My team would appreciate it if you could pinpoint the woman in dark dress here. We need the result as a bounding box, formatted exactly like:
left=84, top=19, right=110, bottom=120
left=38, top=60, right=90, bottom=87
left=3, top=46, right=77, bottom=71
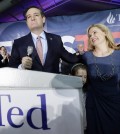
left=81, top=24, right=120, bottom=134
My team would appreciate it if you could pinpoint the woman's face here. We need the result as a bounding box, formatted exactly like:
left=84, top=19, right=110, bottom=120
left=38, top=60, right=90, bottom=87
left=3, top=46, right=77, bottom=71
left=75, top=69, right=87, bottom=84
left=88, top=27, right=106, bottom=47
left=0, top=47, right=7, bottom=56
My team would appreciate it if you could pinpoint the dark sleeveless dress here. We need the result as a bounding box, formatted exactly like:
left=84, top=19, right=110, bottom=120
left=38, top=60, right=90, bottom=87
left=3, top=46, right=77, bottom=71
left=82, top=50, right=120, bottom=134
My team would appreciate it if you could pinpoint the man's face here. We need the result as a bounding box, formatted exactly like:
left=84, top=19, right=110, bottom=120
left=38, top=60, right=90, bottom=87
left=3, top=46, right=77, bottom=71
left=77, top=44, right=84, bottom=51
left=26, top=8, right=45, bottom=32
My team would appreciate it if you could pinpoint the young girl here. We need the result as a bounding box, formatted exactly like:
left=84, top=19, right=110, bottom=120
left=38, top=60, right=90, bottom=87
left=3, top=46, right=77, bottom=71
left=71, top=63, right=87, bottom=134
left=71, top=63, right=88, bottom=92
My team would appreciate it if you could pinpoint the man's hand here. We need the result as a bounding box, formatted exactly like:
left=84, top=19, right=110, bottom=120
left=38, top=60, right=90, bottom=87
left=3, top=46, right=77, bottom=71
left=22, top=56, right=32, bottom=69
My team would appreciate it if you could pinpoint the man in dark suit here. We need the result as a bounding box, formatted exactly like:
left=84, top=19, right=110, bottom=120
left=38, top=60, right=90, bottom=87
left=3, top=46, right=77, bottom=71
left=9, top=6, right=81, bottom=73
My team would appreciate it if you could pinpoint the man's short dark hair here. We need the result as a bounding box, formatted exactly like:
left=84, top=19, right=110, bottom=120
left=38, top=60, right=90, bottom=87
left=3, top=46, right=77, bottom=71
left=23, top=6, right=45, bottom=20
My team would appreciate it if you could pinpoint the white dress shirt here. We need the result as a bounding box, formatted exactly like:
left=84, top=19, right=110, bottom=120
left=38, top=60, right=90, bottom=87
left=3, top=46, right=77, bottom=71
left=31, top=31, right=48, bottom=64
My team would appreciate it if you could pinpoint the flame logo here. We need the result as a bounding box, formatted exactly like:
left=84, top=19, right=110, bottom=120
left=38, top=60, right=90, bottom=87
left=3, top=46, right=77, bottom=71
left=106, top=12, right=116, bottom=24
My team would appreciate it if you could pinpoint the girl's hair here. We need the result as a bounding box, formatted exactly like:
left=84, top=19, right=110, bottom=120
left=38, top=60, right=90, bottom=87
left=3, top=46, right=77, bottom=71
left=71, top=63, right=87, bottom=76
left=87, top=23, right=119, bottom=51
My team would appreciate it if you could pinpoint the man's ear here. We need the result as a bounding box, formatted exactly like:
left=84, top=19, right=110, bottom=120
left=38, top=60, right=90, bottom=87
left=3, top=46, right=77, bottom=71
left=43, top=16, right=46, bottom=24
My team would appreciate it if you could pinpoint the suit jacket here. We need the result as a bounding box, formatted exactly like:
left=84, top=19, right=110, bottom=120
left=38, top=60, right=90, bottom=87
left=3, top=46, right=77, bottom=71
left=9, top=32, right=81, bottom=73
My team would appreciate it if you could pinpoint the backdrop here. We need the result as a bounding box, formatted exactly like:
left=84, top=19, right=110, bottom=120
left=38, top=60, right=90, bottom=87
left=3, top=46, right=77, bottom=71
left=0, top=8, right=120, bottom=54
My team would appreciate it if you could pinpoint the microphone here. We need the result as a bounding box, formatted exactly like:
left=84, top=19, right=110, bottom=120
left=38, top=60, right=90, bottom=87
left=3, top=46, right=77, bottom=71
left=27, top=46, right=33, bottom=57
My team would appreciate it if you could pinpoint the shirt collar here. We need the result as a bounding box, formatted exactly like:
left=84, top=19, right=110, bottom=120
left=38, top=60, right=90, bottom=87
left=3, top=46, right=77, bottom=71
left=31, top=31, right=46, bottom=40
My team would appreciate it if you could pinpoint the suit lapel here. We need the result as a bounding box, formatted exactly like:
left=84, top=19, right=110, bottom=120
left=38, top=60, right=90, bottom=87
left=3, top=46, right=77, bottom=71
left=44, top=32, right=54, bottom=66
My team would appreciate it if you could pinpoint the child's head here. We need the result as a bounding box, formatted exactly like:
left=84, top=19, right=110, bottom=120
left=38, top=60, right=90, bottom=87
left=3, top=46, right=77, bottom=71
left=71, top=63, right=87, bottom=84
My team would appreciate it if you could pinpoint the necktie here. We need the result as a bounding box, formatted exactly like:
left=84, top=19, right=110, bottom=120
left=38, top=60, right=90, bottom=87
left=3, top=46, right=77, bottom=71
left=36, top=36, right=43, bottom=64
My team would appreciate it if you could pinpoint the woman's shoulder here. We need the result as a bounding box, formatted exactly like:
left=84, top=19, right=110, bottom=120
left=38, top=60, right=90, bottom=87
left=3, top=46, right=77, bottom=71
left=83, top=51, right=92, bottom=57
left=82, top=51, right=93, bottom=63
left=113, top=50, right=120, bottom=55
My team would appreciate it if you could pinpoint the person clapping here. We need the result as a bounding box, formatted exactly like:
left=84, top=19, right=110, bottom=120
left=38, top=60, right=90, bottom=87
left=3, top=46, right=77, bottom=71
left=0, top=46, right=10, bottom=67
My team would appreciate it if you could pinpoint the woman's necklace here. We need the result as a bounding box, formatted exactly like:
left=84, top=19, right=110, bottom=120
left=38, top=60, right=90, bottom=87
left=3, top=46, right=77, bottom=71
left=93, top=51, right=115, bottom=81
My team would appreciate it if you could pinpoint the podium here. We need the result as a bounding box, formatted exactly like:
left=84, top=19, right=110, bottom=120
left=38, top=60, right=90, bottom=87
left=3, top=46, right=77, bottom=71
left=0, top=68, right=86, bottom=134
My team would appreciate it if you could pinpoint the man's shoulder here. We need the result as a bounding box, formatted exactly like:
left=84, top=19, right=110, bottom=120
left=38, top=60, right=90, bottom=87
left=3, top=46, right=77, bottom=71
left=14, top=33, right=31, bottom=42
left=45, top=32, right=61, bottom=38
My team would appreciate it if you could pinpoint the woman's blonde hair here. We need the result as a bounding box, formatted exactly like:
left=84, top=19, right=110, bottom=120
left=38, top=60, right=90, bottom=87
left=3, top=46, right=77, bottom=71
left=87, top=23, right=119, bottom=51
